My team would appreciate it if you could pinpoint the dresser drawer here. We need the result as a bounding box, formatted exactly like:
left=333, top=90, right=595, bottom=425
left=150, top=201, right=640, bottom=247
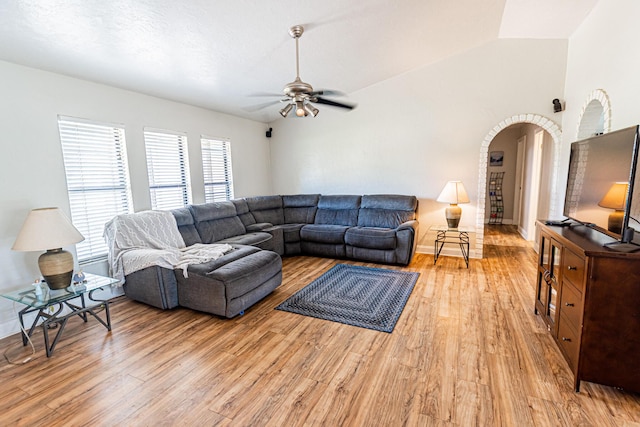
left=563, top=249, right=585, bottom=291
left=560, top=281, right=583, bottom=332
left=557, top=313, right=580, bottom=370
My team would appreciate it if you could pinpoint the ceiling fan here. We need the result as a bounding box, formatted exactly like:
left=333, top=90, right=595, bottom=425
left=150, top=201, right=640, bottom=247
left=248, top=25, right=356, bottom=118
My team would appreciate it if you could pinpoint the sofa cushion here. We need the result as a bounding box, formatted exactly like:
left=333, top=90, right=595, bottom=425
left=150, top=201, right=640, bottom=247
left=246, top=195, right=284, bottom=225
left=283, top=194, right=319, bottom=224
left=357, top=195, right=417, bottom=228
left=232, top=199, right=257, bottom=227
left=171, top=207, right=201, bottom=246
left=300, top=224, right=349, bottom=244
left=217, top=231, right=272, bottom=247
left=189, top=202, right=246, bottom=243
left=345, top=227, right=397, bottom=250
left=246, top=223, right=273, bottom=232
left=314, top=195, right=361, bottom=226
left=361, top=194, right=417, bottom=211
left=183, top=245, right=260, bottom=275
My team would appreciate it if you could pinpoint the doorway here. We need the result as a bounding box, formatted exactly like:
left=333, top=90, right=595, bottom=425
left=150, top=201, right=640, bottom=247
left=474, top=114, right=562, bottom=258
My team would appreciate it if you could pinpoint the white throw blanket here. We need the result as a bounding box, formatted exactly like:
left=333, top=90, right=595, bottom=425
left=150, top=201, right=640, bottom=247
left=103, top=210, right=233, bottom=285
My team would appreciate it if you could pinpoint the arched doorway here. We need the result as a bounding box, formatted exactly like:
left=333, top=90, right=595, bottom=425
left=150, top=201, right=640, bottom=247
left=475, top=114, right=562, bottom=258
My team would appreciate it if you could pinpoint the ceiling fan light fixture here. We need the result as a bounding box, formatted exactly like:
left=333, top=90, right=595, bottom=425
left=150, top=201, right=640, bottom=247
left=304, top=103, right=319, bottom=117
left=280, top=103, right=293, bottom=117
left=247, top=25, right=354, bottom=118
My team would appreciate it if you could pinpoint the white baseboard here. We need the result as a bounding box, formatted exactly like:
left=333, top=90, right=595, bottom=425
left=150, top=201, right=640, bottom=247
left=518, top=225, right=527, bottom=239
left=483, top=219, right=515, bottom=225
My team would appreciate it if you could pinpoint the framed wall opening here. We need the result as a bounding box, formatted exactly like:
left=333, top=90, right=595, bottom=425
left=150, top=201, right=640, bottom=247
left=475, top=114, right=562, bottom=258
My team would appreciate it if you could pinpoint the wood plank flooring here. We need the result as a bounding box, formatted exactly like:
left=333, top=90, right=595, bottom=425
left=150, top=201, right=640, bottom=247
left=1, top=225, right=639, bottom=426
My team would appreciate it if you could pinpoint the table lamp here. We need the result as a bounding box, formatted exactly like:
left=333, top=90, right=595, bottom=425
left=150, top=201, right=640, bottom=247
left=437, top=181, right=470, bottom=229
left=598, top=182, right=629, bottom=234
left=12, top=207, right=84, bottom=290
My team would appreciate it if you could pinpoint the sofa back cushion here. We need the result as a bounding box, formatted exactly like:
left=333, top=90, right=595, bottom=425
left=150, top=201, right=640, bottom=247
left=283, top=194, right=319, bottom=224
left=357, top=195, right=417, bottom=228
left=189, top=202, right=246, bottom=243
left=231, top=199, right=257, bottom=228
left=246, top=195, right=284, bottom=225
left=315, top=195, right=361, bottom=226
left=170, top=207, right=202, bottom=246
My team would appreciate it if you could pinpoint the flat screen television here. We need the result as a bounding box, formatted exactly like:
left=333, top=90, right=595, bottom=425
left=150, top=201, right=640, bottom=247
left=562, top=125, right=640, bottom=248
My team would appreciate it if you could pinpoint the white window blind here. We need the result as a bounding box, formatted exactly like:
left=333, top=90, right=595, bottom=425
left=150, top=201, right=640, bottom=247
left=58, top=117, right=133, bottom=263
left=144, top=129, right=192, bottom=210
left=201, top=137, right=234, bottom=202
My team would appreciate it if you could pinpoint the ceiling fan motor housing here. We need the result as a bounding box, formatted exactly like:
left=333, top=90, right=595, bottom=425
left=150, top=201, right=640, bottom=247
left=284, top=77, right=313, bottom=98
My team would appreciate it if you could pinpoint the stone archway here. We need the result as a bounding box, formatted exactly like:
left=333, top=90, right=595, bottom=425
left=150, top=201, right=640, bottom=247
left=475, top=114, right=562, bottom=258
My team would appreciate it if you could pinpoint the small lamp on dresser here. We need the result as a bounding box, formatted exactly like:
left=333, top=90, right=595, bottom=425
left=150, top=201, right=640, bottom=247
left=437, top=181, right=470, bottom=229
left=12, top=207, right=84, bottom=290
left=598, top=182, right=629, bottom=234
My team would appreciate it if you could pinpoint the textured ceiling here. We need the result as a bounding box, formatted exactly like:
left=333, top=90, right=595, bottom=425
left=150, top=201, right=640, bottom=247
left=0, top=0, right=598, bottom=123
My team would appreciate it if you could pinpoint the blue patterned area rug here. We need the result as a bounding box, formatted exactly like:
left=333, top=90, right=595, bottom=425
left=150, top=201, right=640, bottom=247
left=276, top=264, right=419, bottom=333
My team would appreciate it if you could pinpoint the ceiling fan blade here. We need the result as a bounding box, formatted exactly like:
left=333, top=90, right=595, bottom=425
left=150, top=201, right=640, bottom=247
left=242, top=100, right=283, bottom=112
left=313, top=97, right=356, bottom=110
left=309, top=89, right=346, bottom=97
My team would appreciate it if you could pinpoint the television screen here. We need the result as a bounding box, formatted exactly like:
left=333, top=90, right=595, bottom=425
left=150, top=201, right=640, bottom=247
left=563, top=125, right=639, bottom=242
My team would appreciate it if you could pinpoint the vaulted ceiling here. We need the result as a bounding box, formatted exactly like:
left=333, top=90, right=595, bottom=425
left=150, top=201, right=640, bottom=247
left=0, top=0, right=598, bottom=123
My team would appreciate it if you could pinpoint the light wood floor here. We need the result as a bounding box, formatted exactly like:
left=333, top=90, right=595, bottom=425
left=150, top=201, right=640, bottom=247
left=1, top=226, right=639, bottom=426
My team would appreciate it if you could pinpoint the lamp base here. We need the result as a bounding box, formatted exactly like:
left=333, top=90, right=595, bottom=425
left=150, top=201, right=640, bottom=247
left=38, top=248, right=73, bottom=290
left=608, top=210, right=624, bottom=235
left=445, top=204, right=462, bottom=229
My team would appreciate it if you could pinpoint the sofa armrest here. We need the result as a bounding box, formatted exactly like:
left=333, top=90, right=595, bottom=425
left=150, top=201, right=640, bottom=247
left=396, top=220, right=418, bottom=232
left=246, top=222, right=273, bottom=232
left=395, top=220, right=418, bottom=265
left=261, top=225, right=285, bottom=256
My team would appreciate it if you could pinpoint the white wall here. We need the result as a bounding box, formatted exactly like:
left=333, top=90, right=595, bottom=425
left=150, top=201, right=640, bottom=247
left=268, top=39, right=568, bottom=251
left=558, top=0, right=640, bottom=210
left=0, top=60, right=272, bottom=338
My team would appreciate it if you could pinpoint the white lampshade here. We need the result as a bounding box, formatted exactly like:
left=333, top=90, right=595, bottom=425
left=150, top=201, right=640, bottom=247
left=598, top=182, right=628, bottom=210
left=12, top=207, right=84, bottom=251
left=437, top=181, right=470, bottom=205
left=12, top=207, right=84, bottom=290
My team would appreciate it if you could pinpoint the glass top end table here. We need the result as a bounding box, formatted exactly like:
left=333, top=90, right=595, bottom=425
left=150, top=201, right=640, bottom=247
left=2, top=273, right=118, bottom=357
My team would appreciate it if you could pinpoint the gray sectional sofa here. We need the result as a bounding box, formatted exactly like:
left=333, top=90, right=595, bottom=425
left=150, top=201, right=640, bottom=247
left=118, top=194, right=418, bottom=318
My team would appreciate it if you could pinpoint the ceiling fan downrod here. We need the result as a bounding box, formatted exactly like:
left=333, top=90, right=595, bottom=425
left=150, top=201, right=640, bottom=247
left=289, top=25, right=304, bottom=80
left=283, top=25, right=313, bottom=104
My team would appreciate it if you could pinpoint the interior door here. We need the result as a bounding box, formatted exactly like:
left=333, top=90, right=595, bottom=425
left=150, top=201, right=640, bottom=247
left=514, top=135, right=526, bottom=229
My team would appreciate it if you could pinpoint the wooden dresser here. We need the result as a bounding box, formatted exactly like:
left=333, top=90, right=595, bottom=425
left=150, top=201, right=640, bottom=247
left=535, top=221, right=640, bottom=393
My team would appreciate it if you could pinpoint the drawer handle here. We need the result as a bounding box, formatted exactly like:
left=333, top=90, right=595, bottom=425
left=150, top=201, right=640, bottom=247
left=562, top=337, right=571, bottom=342
left=567, top=266, right=577, bottom=271
left=565, top=303, right=575, bottom=307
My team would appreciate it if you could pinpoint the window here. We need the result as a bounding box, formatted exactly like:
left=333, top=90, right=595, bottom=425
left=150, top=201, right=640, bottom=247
left=201, top=137, right=234, bottom=202
left=58, top=117, right=133, bottom=263
left=144, top=129, right=191, bottom=210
